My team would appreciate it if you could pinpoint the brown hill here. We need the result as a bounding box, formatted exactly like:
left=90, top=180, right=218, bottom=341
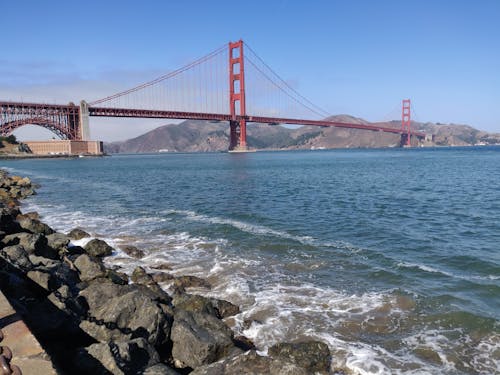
left=104, top=117, right=500, bottom=153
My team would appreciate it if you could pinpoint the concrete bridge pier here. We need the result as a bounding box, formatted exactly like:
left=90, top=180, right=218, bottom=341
left=79, top=100, right=90, bottom=141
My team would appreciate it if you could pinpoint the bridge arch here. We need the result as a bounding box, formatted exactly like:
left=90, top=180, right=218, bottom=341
left=1, top=118, right=77, bottom=140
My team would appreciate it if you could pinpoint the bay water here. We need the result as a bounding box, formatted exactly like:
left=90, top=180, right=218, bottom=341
left=3, top=147, right=499, bottom=374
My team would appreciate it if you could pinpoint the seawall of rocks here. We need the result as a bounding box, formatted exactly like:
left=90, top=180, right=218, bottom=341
left=0, top=170, right=334, bottom=375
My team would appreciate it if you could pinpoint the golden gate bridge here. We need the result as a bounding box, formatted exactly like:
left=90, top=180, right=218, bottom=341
left=0, top=40, right=424, bottom=150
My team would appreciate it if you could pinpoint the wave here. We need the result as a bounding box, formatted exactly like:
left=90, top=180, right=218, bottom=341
left=397, top=262, right=500, bottom=282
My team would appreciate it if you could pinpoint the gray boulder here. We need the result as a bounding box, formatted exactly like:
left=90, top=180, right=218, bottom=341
left=67, top=228, right=90, bottom=240
left=130, top=267, right=172, bottom=305
left=268, top=341, right=332, bottom=374
left=172, top=293, right=240, bottom=320
left=210, top=298, right=240, bottom=319
left=46, top=232, right=70, bottom=252
left=106, top=269, right=129, bottom=285
left=121, top=244, right=145, bottom=258
left=190, top=350, right=308, bottom=375
left=171, top=309, right=236, bottom=369
left=77, top=338, right=160, bottom=375
left=84, top=238, right=113, bottom=257
left=79, top=279, right=171, bottom=345
left=17, top=217, right=55, bottom=235
left=173, top=275, right=211, bottom=290
left=27, top=269, right=54, bottom=291
left=74, top=254, right=106, bottom=282
left=0, top=245, right=33, bottom=271
left=2, top=232, right=59, bottom=259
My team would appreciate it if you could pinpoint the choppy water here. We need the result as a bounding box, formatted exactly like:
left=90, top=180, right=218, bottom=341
left=3, top=147, right=500, bottom=374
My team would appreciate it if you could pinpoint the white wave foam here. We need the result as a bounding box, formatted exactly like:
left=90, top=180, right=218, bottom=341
left=397, top=262, right=500, bottom=283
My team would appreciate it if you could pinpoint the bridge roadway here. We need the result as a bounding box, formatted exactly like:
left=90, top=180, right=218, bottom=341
left=89, top=106, right=426, bottom=138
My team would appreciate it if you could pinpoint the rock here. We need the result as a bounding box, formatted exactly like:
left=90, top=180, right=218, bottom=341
left=172, top=294, right=239, bottom=320
left=2, top=232, right=48, bottom=256
left=151, top=263, right=173, bottom=271
left=67, top=228, right=90, bottom=240
left=173, top=275, right=211, bottom=290
left=131, top=266, right=156, bottom=285
left=77, top=338, right=160, bottom=375
left=28, top=254, right=60, bottom=268
left=74, top=254, right=106, bottom=282
left=84, top=238, right=113, bottom=257
left=27, top=269, right=54, bottom=291
left=268, top=341, right=332, bottom=374
left=18, top=211, right=39, bottom=221
left=0, top=245, right=33, bottom=271
left=106, top=269, right=129, bottom=285
left=143, top=363, right=181, bottom=375
left=152, top=272, right=174, bottom=283
left=210, top=298, right=240, bottom=319
left=66, top=245, right=86, bottom=256
left=130, top=267, right=172, bottom=305
left=46, top=232, right=70, bottom=251
left=78, top=279, right=171, bottom=345
left=233, top=335, right=256, bottom=351
left=120, top=244, right=145, bottom=258
left=173, top=294, right=218, bottom=316
left=190, top=350, right=308, bottom=375
left=0, top=207, right=22, bottom=234
left=171, top=309, right=236, bottom=369
left=48, top=262, right=80, bottom=289
left=17, top=216, right=55, bottom=235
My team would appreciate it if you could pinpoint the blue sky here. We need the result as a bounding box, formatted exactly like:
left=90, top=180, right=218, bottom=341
left=1, top=0, right=499, bottom=140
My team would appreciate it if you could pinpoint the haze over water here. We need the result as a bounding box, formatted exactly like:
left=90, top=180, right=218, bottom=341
left=3, top=147, right=499, bottom=374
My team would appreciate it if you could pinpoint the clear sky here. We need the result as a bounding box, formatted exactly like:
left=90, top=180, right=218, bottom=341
left=1, top=0, right=499, bottom=141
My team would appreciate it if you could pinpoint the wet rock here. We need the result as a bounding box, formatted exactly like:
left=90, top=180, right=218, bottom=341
left=233, top=335, right=256, bottom=351
left=79, top=279, right=171, bottom=345
left=77, top=338, right=160, bottom=375
left=171, top=309, right=236, bottom=369
left=190, top=350, right=308, bottom=375
left=143, top=363, right=181, bottom=375
left=17, top=211, right=39, bottom=221
left=172, top=294, right=239, bottom=319
left=210, top=298, right=240, bottom=319
left=173, top=275, right=211, bottom=290
left=151, top=263, right=173, bottom=271
left=74, top=254, right=106, bottom=282
left=121, top=244, right=145, bottom=258
left=152, top=272, right=174, bottom=283
left=68, top=228, right=90, bottom=240
left=106, top=269, right=129, bottom=285
left=18, top=216, right=55, bottom=235
left=66, top=245, right=86, bottom=256
left=131, top=267, right=172, bottom=305
left=46, top=232, right=70, bottom=252
left=131, top=266, right=156, bottom=285
left=173, top=294, right=218, bottom=316
left=0, top=245, right=33, bottom=271
left=84, top=238, right=113, bottom=257
left=268, top=341, right=332, bottom=374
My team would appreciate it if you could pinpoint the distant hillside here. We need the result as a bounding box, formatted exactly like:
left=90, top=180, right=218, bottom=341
left=104, top=116, right=500, bottom=153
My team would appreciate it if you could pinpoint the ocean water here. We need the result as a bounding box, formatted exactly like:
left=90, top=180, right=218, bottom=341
left=2, top=147, right=499, bottom=374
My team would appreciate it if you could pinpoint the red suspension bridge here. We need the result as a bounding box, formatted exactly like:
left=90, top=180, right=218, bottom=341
left=0, top=40, right=424, bottom=150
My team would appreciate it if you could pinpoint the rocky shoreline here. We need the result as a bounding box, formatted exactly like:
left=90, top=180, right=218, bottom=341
left=0, top=170, right=334, bottom=374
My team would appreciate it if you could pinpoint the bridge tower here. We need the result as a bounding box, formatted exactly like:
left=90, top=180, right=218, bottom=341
left=401, top=99, right=411, bottom=147
left=228, top=40, right=247, bottom=151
